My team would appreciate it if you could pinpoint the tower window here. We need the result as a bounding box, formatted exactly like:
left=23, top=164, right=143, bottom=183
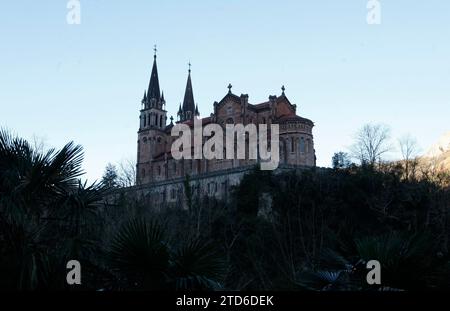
left=300, top=138, right=306, bottom=153
left=291, top=137, right=295, bottom=153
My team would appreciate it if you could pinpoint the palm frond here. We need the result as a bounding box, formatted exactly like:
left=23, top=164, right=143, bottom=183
left=108, top=219, right=170, bottom=289
left=172, top=239, right=224, bottom=290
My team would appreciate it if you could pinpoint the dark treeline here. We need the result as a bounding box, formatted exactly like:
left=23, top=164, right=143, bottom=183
left=1, top=131, right=450, bottom=290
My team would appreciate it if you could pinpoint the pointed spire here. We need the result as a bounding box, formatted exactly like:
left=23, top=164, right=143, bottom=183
left=161, top=91, right=165, bottom=101
left=195, top=104, right=199, bottom=116
left=178, top=103, right=182, bottom=115
left=147, top=47, right=161, bottom=102
left=181, top=63, right=195, bottom=120
left=142, top=90, right=147, bottom=103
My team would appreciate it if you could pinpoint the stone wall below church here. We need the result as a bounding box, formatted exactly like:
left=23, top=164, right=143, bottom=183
left=110, top=164, right=312, bottom=210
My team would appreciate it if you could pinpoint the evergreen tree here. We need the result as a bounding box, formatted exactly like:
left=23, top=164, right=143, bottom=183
left=332, top=151, right=352, bottom=169
left=102, top=163, right=119, bottom=188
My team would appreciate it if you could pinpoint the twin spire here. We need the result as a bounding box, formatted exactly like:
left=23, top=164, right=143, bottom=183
left=142, top=46, right=164, bottom=109
left=180, top=64, right=196, bottom=121
left=147, top=53, right=161, bottom=101
left=143, top=47, right=199, bottom=122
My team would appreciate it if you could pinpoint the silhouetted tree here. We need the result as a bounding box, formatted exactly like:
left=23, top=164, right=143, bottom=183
left=116, top=157, right=136, bottom=187
left=102, top=163, right=119, bottom=188
left=332, top=151, right=352, bottom=169
left=351, top=123, right=392, bottom=165
left=399, top=134, right=419, bottom=180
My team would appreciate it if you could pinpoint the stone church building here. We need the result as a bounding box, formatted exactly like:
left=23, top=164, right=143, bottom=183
left=133, top=52, right=316, bottom=206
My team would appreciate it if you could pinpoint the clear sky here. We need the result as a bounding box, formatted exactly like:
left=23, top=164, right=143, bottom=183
left=1, top=1, right=449, bottom=182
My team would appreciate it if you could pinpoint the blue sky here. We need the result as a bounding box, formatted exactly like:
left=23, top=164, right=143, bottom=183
left=1, top=1, right=449, bottom=182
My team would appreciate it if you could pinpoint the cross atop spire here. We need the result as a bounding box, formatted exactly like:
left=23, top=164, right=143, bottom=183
left=188, top=61, right=191, bottom=73
left=228, top=83, right=232, bottom=94
left=281, top=85, right=285, bottom=95
left=153, top=44, right=157, bottom=59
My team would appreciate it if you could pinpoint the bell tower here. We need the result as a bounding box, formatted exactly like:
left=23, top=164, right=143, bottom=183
left=136, top=46, right=167, bottom=184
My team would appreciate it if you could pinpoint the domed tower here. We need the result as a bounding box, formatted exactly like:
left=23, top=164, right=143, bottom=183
left=136, top=48, right=168, bottom=184
left=276, top=86, right=316, bottom=167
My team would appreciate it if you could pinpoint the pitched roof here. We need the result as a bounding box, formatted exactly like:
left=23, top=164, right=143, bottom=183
left=179, top=116, right=212, bottom=127
left=276, top=114, right=314, bottom=126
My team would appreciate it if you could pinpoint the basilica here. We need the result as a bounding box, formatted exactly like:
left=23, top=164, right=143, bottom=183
left=134, top=52, right=316, bottom=205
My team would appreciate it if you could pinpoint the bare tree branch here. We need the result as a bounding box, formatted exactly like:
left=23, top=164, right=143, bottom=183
left=350, top=123, right=392, bottom=165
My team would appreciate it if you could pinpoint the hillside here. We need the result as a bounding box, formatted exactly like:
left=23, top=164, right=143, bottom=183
left=423, top=132, right=450, bottom=171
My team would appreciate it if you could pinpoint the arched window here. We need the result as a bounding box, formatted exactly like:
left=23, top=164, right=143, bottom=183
left=306, top=139, right=311, bottom=153
left=142, top=169, right=146, bottom=177
left=160, top=115, right=163, bottom=127
left=144, top=114, right=147, bottom=127
left=262, top=117, right=266, bottom=124
left=226, top=118, right=234, bottom=124
left=157, top=166, right=161, bottom=175
left=291, top=137, right=295, bottom=153
left=299, top=138, right=306, bottom=153
left=173, top=162, right=177, bottom=174
left=226, top=106, right=233, bottom=115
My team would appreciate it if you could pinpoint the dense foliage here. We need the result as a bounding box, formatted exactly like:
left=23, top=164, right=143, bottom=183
left=1, top=131, right=450, bottom=290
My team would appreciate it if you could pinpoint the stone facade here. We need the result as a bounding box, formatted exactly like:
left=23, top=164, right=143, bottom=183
left=117, top=164, right=312, bottom=210
left=135, top=54, right=316, bottom=205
